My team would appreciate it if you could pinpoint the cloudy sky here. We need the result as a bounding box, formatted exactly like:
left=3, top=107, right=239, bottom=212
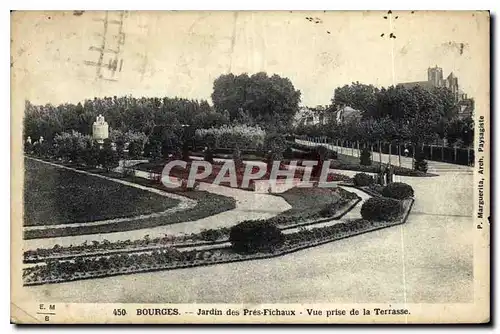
left=11, top=10, right=489, bottom=108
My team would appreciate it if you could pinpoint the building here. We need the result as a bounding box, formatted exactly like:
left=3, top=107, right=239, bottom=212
left=334, top=106, right=363, bottom=124
left=399, top=65, right=474, bottom=118
left=294, top=105, right=329, bottom=126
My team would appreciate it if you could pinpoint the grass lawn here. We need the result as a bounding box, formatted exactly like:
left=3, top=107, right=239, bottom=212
left=24, top=159, right=236, bottom=239
left=276, top=187, right=341, bottom=217
left=24, top=158, right=180, bottom=227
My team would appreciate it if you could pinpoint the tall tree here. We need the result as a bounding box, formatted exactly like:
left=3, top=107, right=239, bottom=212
left=211, top=72, right=301, bottom=131
left=332, top=82, right=379, bottom=114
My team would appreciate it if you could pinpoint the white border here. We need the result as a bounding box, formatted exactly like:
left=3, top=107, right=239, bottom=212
left=2, top=1, right=498, bottom=333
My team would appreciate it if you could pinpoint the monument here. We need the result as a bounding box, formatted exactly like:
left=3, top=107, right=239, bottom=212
left=92, top=114, right=109, bottom=144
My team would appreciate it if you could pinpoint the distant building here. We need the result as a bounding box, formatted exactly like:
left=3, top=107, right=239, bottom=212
left=334, top=106, right=363, bottom=124
left=457, top=94, right=475, bottom=119
left=294, top=105, right=329, bottom=126
left=399, top=65, right=474, bottom=118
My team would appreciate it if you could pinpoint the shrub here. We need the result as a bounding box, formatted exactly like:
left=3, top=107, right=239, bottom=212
left=204, top=147, right=214, bottom=163
left=360, top=147, right=372, bottom=166
left=233, top=147, right=243, bottom=168
left=122, top=168, right=135, bottom=177
left=353, top=173, right=375, bottom=186
left=229, top=220, right=285, bottom=254
left=181, top=142, right=190, bottom=161
left=368, top=183, right=384, bottom=196
left=283, top=147, right=294, bottom=160
left=82, top=141, right=100, bottom=167
left=337, top=187, right=360, bottom=200
left=200, top=229, right=225, bottom=242
left=99, top=139, right=119, bottom=171
left=413, top=150, right=428, bottom=173
left=264, top=133, right=287, bottom=160
left=360, top=197, right=403, bottom=221
left=53, top=130, right=91, bottom=162
left=381, top=182, right=414, bottom=199
left=146, top=141, right=163, bottom=161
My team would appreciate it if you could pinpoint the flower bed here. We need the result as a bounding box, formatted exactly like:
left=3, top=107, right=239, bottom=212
left=23, top=195, right=361, bottom=264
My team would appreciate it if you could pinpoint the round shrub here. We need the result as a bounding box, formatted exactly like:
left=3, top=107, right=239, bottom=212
left=382, top=182, right=414, bottom=199
left=353, top=173, right=375, bottom=186
left=360, top=197, right=403, bottom=221
left=229, top=220, right=284, bottom=254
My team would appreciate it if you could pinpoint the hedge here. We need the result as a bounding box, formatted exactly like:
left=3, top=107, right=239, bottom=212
left=360, top=197, right=403, bottom=221
left=229, top=220, right=285, bottom=254
left=382, top=182, right=414, bottom=200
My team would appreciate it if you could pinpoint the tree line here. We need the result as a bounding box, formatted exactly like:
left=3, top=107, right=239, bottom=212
left=23, top=73, right=473, bottom=165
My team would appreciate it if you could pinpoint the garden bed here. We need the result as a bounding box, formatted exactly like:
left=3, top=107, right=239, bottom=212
left=23, top=195, right=361, bottom=264
left=23, top=158, right=236, bottom=239
left=23, top=198, right=414, bottom=286
left=134, top=159, right=352, bottom=192
left=24, top=158, right=180, bottom=227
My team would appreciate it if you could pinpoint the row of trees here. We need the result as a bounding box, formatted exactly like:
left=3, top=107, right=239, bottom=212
left=25, top=129, right=149, bottom=171
left=329, top=82, right=473, bottom=147
left=24, top=72, right=303, bottom=144
left=24, top=73, right=473, bottom=168
left=23, top=96, right=230, bottom=142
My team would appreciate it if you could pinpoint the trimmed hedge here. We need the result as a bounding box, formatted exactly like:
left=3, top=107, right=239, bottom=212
left=382, top=182, right=414, bottom=200
left=229, top=220, right=285, bottom=254
left=353, top=173, right=375, bottom=186
left=360, top=197, right=403, bottom=221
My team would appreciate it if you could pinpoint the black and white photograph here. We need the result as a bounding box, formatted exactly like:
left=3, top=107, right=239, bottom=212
left=10, top=10, right=490, bottom=324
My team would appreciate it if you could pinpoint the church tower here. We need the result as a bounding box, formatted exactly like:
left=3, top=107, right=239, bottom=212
left=427, top=65, right=444, bottom=87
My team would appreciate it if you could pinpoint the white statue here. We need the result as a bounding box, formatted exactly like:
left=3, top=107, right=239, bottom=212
left=93, top=114, right=109, bottom=144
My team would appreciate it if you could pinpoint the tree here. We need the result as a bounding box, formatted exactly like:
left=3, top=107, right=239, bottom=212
left=446, top=116, right=474, bottom=147
left=146, top=141, right=163, bottom=161
left=212, top=72, right=301, bottom=131
left=264, top=133, right=287, bottom=161
left=99, top=139, right=119, bottom=171
left=82, top=140, right=100, bottom=167
left=413, top=149, right=428, bottom=172
left=332, top=82, right=378, bottom=114
left=360, top=148, right=371, bottom=166
left=204, top=146, right=214, bottom=163
left=53, top=130, right=89, bottom=162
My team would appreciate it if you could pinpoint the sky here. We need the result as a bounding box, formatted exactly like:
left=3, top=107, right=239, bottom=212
left=11, top=10, right=489, bottom=108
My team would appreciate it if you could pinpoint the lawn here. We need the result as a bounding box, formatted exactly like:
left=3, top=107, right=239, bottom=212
left=24, top=158, right=180, bottom=227
left=24, top=159, right=237, bottom=239
left=275, top=187, right=341, bottom=217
